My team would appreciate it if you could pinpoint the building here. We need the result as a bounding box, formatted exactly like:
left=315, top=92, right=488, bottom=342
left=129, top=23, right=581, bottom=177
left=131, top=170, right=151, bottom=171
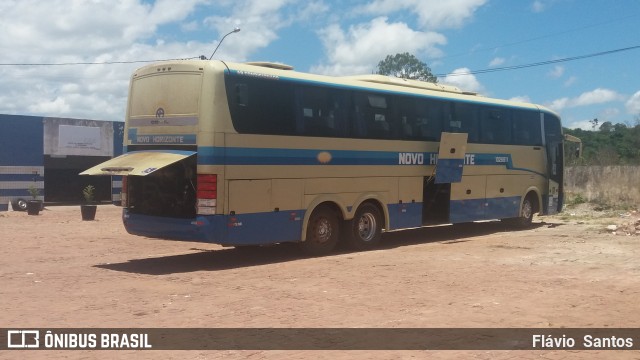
left=0, top=114, right=124, bottom=211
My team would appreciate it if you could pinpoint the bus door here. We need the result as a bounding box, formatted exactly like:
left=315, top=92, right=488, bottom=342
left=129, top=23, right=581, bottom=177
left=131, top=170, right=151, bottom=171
left=423, top=132, right=468, bottom=225
left=543, top=114, right=563, bottom=215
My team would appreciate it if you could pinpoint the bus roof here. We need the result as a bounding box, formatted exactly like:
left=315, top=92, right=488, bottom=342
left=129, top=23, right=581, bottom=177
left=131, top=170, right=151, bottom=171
left=134, top=59, right=559, bottom=116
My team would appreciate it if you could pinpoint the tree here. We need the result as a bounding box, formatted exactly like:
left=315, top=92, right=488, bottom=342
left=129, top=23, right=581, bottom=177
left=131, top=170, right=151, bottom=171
left=599, top=121, right=613, bottom=133
left=376, top=53, right=437, bottom=83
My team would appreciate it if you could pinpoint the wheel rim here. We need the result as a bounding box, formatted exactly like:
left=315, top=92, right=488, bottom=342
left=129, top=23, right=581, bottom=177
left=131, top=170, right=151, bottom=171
left=357, top=213, right=377, bottom=241
left=522, top=199, right=533, bottom=219
left=16, top=199, right=27, bottom=210
left=312, top=217, right=332, bottom=244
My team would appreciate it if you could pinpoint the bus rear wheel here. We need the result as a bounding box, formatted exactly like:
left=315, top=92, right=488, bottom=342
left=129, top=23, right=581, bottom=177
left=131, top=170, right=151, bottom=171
left=345, top=203, right=383, bottom=251
left=300, top=206, right=339, bottom=256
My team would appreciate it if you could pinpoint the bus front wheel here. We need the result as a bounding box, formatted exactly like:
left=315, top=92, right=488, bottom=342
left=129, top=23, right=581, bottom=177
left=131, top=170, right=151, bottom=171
left=505, top=194, right=535, bottom=228
left=345, top=203, right=383, bottom=251
left=300, top=206, right=339, bottom=256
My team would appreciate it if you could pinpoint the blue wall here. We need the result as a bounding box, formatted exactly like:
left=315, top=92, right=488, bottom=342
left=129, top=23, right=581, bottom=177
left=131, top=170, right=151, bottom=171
left=0, top=114, right=44, bottom=166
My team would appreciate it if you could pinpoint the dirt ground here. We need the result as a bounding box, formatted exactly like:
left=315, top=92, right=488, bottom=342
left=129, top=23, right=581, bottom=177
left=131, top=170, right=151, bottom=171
left=1, top=204, right=639, bottom=360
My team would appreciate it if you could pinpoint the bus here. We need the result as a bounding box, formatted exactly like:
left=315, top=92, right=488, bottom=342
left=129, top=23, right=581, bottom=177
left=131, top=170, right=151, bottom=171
left=82, top=60, right=578, bottom=255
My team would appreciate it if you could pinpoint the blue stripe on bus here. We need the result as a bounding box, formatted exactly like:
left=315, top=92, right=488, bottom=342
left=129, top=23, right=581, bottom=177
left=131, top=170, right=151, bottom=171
left=449, top=196, right=521, bottom=223
left=485, top=196, right=521, bottom=219
left=123, top=209, right=305, bottom=245
left=197, top=147, right=400, bottom=166
left=196, top=146, right=545, bottom=176
left=388, top=202, right=423, bottom=230
left=123, top=197, right=523, bottom=245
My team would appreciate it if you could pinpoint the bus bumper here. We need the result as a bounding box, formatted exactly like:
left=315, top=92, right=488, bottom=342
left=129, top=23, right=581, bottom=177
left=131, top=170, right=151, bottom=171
left=121, top=209, right=305, bottom=245
left=122, top=209, right=225, bottom=243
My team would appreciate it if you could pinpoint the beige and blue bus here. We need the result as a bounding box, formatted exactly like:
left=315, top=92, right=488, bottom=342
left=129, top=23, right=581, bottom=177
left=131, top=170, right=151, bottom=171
left=83, top=60, right=575, bottom=255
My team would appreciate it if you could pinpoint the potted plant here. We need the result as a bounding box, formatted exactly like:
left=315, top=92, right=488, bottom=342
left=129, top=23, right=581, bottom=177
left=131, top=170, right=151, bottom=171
left=26, top=184, right=42, bottom=215
left=81, top=185, right=97, bottom=221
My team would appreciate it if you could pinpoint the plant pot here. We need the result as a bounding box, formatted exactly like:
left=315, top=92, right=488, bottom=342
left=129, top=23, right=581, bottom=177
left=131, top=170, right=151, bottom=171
left=26, top=200, right=42, bottom=215
left=81, top=204, right=97, bottom=221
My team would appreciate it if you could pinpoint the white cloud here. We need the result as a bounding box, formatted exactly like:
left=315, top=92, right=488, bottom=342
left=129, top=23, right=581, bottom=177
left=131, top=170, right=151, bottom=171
left=296, top=1, right=330, bottom=22
left=564, top=76, right=577, bottom=87
left=356, top=0, right=487, bottom=29
left=203, top=0, right=300, bottom=61
left=566, top=119, right=596, bottom=130
left=548, top=65, right=564, bottom=78
left=598, top=107, right=620, bottom=121
left=0, top=0, right=206, bottom=60
left=0, top=0, right=214, bottom=121
left=441, top=68, right=484, bottom=93
left=181, top=21, right=200, bottom=32
left=489, top=57, right=505, bottom=67
left=0, top=0, right=311, bottom=121
left=548, top=97, right=570, bottom=111
left=531, top=1, right=546, bottom=13
left=573, top=88, right=624, bottom=107
left=312, top=17, right=446, bottom=76
left=547, top=88, right=624, bottom=111
left=625, top=90, right=640, bottom=115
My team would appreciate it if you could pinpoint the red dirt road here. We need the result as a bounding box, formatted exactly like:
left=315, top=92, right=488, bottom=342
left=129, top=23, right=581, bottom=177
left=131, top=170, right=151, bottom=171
left=1, top=205, right=639, bottom=359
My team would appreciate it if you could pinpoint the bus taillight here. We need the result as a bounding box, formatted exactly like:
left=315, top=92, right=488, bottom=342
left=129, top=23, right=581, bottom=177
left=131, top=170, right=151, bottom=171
left=121, top=176, right=128, bottom=207
left=197, top=174, right=217, bottom=215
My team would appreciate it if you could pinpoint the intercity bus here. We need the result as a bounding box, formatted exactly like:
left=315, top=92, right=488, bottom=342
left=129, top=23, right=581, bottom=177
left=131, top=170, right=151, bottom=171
left=82, top=60, right=577, bottom=255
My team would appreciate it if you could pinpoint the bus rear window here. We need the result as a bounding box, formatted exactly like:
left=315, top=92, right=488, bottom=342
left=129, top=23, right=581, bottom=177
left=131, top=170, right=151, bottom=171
left=130, top=73, right=202, bottom=118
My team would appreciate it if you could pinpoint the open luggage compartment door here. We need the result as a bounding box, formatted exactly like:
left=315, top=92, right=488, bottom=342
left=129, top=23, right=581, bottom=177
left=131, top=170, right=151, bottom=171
left=434, top=132, right=468, bottom=184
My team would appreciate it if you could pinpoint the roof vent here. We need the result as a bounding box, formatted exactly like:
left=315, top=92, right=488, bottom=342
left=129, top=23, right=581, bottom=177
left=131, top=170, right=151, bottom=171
left=343, top=75, right=476, bottom=95
left=245, top=62, right=294, bottom=70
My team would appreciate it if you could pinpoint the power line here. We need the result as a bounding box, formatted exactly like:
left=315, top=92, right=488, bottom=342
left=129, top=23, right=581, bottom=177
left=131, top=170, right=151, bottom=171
left=0, top=56, right=202, bottom=67
left=437, top=45, right=640, bottom=78
left=440, top=13, right=640, bottom=60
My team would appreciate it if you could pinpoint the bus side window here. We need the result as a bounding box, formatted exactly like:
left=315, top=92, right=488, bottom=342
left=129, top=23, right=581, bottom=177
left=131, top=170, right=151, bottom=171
left=416, top=99, right=443, bottom=141
left=367, top=94, right=392, bottom=139
left=296, top=86, right=346, bottom=138
left=235, top=84, right=248, bottom=107
left=513, top=110, right=542, bottom=146
left=481, top=108, right=511, bottom=144
left=450, top=102, right=479, bottom=142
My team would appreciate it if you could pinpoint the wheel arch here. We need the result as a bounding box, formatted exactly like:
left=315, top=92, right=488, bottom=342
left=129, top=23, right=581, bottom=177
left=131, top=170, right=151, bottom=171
left=301, top=194, right=390, bottom=241
left=350, top=195, right=388, bottom=232
left=522, top=187, right=541, bottom=215
left=300, top=197, right=345, bottom=242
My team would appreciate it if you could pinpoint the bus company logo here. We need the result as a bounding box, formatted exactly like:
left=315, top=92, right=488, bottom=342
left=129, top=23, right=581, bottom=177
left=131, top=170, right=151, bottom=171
left=317, top=151, right=332, bottom=164
left=7, top=330, right=40, bottom=348
left=398, top=152, right=424, bottom=165
left=141, top=167, right=157, bottom=174
left=155, top=107, right=165, bottom=118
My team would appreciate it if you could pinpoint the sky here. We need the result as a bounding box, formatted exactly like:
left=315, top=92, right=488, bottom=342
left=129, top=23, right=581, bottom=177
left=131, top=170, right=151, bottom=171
left=1, top=0, right=639, bottom=130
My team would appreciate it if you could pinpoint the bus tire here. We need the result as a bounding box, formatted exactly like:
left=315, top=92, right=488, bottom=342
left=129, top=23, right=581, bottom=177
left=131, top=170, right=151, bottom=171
left=345, top=202, right=383, bottom=251
left=13, top=198, right=28, bottom=211
left=505, top=194, right=535, bottom=228
left=299, top=206, right=340, bottom=256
